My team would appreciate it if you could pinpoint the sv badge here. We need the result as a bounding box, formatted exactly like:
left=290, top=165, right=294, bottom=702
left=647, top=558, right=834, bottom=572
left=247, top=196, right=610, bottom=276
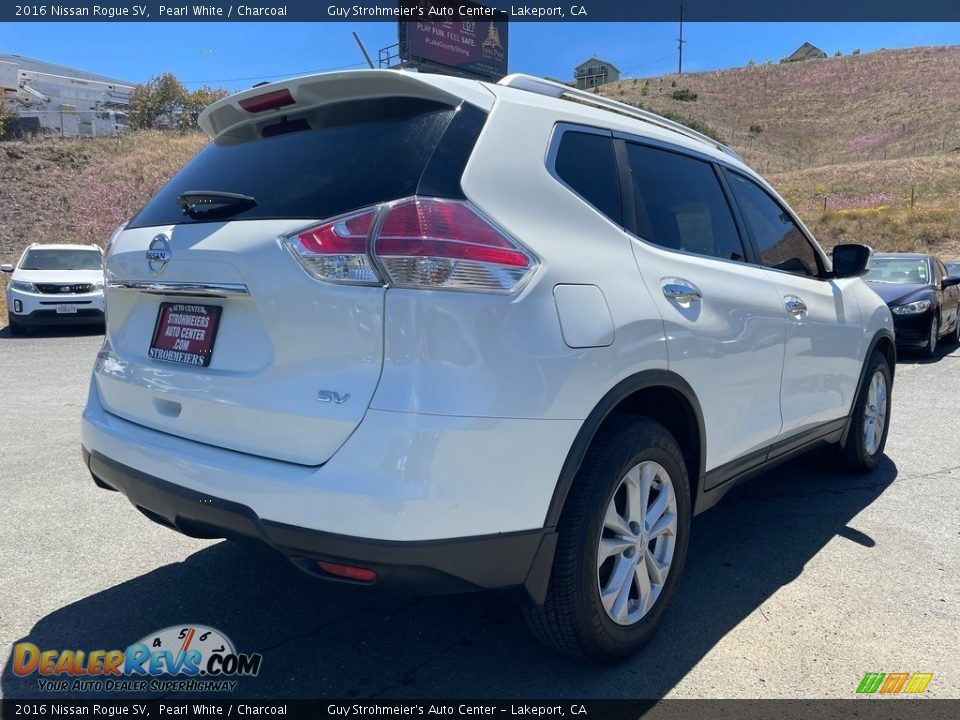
left=317, top=390, right=350, bottom=405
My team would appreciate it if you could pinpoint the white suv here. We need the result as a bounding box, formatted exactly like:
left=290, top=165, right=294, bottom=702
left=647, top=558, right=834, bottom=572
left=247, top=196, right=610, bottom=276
left=81, top=70, right=894, bottom=662
left=3, top=244, right=105, bottom=335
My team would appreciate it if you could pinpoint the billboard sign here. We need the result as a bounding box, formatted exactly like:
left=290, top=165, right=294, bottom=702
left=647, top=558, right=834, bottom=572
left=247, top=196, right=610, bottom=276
left=399, top=2, right=509, bottom=81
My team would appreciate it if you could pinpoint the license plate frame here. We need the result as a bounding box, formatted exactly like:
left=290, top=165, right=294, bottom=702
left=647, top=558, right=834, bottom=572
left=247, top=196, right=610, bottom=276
left=148, top=302, right=222, bottom=368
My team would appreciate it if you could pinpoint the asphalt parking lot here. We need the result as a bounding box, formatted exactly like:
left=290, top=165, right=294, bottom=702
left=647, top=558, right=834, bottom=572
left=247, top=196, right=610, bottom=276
left=1, top=326, right=958, bottom=700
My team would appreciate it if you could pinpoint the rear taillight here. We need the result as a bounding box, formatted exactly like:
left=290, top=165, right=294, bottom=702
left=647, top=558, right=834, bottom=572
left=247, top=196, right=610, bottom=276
left=283, top=197, right=537, bottom=294
left=284, top=208, right=379, bottom=284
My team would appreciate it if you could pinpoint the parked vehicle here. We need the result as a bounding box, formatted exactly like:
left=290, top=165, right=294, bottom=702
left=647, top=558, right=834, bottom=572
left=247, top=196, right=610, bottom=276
left=863, top=253, right=960, bottom=357
left=3, top=244, right=105, bottom=335
left=81, top=70, right=895, bottom=663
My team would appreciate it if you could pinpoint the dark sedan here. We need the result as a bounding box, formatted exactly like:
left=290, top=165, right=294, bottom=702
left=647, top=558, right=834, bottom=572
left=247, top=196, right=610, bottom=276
left=864, top=253, right=960, bottom=356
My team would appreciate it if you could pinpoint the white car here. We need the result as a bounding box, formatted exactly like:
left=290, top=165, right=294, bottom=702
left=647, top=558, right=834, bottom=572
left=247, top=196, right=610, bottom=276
left=81, top=70, right=895, bottom=662
left=3, top=243, right=105, bottom=336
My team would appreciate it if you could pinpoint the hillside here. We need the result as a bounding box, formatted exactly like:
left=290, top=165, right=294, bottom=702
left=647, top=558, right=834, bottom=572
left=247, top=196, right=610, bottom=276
left=600, top=45, right=960, bottom=173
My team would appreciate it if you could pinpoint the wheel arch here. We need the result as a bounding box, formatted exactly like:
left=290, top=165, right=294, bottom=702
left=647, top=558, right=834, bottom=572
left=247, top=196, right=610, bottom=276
left=544, top=370, right=707, bottom=529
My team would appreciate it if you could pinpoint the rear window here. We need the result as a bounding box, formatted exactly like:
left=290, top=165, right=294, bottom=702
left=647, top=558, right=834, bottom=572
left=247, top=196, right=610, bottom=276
left=129, top=97, right=463, bottom=228
left=21, top=249, right=102, bottom=270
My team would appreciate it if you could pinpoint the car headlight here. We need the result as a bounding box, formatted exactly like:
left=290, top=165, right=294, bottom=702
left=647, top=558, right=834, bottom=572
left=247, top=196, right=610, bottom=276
left=891, top=299, right=931, bottom=315
left=10, top=280, right=37, bottom=293
left=92, top=281, right=105, bottom=291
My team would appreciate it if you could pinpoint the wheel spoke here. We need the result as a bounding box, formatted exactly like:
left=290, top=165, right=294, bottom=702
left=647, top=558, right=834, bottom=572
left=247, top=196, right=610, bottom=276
left=603, top=503, right=632, bottom=537
left=623, top=465, right=644, bottom=525
left=634, top=556, right=653, bottom=614
left=649, top=510, right=677, bottom=540
left=602, top=555, right=636, bottom=624
left=645, top=484, right=670, bottom=529
left=645, top=550, right=667, bottom=586
left=598, top=537, right=634, bottom=564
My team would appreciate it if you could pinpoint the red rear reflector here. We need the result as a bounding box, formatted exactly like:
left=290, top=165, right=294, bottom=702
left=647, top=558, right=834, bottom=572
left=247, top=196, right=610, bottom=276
left=317, top=561, right=377, bottom=582
left=239, top=88, right=295, bottom=113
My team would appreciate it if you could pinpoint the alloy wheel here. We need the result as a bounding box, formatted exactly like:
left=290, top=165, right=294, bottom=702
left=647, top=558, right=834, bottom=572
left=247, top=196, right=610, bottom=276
left=597, top=461, right=677, bottom=626
left=863, top=369, right=888, bottom=456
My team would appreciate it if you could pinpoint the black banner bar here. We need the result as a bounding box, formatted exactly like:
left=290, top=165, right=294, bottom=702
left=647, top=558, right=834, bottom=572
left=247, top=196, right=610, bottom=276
left=2, top=1, right=960, bottom=22
left=3, top=700, right=960, bottom=720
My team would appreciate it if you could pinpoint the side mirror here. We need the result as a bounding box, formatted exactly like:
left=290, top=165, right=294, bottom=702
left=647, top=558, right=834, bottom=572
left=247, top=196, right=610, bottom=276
left=0, top=264, right=13, bottom=273
left=942, top=276, right=960, bottom=289
left=831, top=243, right=872, bottom=278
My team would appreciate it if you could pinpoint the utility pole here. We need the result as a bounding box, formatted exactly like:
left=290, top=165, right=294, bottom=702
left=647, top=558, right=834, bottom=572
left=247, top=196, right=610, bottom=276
left=677, top=2, right=685, bottom=75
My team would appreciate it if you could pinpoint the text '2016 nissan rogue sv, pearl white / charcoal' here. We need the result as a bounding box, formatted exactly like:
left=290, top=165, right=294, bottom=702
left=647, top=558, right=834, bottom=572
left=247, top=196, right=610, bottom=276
left=81, top=70, right=895, bottom=663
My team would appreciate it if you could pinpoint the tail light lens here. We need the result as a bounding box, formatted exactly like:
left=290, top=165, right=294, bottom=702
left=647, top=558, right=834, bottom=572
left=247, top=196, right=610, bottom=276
left=283, top=197, right=537, bottom=294
left=285, top=208, right=379, bottom=284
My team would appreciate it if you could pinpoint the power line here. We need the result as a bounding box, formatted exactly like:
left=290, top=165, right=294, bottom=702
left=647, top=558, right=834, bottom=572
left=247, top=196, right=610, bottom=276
left=619, top=51, right=679, bottom=78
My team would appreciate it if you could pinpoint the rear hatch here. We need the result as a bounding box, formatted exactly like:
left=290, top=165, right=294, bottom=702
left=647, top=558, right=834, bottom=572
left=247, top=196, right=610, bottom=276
left=97, top=71, right=491, bottom=465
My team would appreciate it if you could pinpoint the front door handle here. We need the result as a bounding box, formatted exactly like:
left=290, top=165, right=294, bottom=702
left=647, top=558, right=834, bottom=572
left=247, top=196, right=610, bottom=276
left=662, top=279, right=702, bottom=303
left=785, top=296, right=808, bottom=316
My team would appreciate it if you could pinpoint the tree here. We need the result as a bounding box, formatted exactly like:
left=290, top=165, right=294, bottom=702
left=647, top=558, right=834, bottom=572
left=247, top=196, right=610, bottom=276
left=178, top=86, right=229, bottom=130
left=129, top=73, right=225, bottom=130
left=129, top=72, right=187, bottom=129
left=0, top=101, right=16, bottom=139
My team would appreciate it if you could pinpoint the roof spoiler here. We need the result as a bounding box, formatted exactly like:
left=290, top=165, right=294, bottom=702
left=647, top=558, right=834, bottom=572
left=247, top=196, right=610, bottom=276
left=198, top=69, right=494, bottom=139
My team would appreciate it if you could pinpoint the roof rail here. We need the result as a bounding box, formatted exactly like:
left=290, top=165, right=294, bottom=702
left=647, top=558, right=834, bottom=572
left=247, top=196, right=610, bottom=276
left=497, top=74, right=742, bottom=162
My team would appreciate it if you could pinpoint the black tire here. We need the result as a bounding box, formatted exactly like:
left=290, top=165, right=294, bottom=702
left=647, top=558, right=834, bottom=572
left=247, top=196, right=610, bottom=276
left=948, top=315, right=960, bottom=345
left=834, top=351, right=892, bottom=474
left=922, top=315, right=939, bottom=358
left=7, top=315, right=25, bottom=337
left=523, top=419, right=691, bottom=663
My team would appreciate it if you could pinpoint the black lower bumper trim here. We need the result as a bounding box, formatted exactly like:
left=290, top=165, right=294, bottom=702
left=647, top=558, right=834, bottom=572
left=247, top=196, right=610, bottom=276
left=83, top=449, right=556, bottom=604
left=12, top=309, right=105, bottom=327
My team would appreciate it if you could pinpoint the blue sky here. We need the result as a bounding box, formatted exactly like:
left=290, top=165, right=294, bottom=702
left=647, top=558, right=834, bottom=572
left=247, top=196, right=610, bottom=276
left=1, top=22, right=958, bottom=89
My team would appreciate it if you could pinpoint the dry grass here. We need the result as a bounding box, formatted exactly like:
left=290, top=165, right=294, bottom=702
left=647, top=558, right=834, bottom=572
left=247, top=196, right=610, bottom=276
left=600, top=46, right=960, bottom=173
left=769, top=154, right=960, bottom=258
left=0, top=131, right=207, bottom=316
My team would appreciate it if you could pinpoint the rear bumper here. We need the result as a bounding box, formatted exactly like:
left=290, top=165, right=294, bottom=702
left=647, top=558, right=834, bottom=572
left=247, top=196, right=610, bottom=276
left=84, top=448, right=556, bottom=603
left=81, top=378, right=576, bottom=603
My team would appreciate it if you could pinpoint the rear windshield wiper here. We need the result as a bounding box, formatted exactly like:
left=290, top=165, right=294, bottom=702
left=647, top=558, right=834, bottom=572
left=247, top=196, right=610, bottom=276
left=177, top=191, right=257, bottom=219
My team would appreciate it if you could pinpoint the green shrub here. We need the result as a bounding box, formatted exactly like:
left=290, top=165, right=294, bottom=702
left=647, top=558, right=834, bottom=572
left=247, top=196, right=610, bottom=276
left=671, top=88, right=698, bottom=102
left=749, top=124, right=763, bottom=134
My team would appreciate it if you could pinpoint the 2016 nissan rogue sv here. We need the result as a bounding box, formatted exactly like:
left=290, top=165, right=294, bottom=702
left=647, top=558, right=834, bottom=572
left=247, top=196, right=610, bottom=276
left=81, top=70, right=895, bottom=663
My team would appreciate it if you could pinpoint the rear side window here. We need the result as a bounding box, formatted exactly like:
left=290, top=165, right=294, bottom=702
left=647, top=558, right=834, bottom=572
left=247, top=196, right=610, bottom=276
left=129, top=97, right=469, bottom=228
left=554, top=131, right=622, bottom=225
left=725, top=171, right=822, bottom=277
left=625, top=143, right=745, bottom=262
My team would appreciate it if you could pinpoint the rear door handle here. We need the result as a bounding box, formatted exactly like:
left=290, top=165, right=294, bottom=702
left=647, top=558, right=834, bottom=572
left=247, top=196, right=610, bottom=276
left=785, top=296, right=808, bottom=316
left=662, top=279, right=702, bottom=303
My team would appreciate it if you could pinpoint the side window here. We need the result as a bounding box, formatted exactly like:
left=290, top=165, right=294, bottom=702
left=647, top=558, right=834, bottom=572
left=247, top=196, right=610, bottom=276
left=625, top=143, right=746, bottom=262
left=725, top=171, right=822, bottom=277
left=554, top=131, right=622, bottom=225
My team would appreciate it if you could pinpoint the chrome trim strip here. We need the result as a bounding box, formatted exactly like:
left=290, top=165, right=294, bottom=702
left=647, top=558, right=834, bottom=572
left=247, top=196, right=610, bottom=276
left=107, top=281, right=249, bottom=297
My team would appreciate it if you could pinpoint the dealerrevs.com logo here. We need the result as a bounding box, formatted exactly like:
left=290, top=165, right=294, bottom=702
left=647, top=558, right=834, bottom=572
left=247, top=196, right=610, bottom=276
left=13, top=625, right=262, bottom=693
